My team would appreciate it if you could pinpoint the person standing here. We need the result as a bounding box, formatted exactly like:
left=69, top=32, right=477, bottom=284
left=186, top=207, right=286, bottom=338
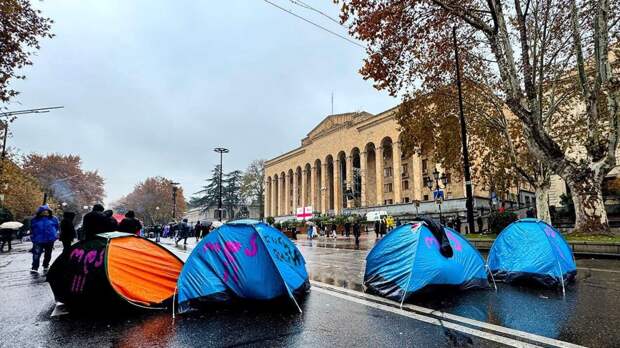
left=380, top=218, right=387, bottom=238
left=82, top=204, right=107, bottom=240
left=194, top=221, right=202, bottom=242
left=353, top=221, right=361, bottom=248
left=103, top=210, right=118, bottom=232
left=59, top=211, right=76, bottom=253
left=175, top=219, right=190, bottom=246
left=330, top=222, right=337, bottom=239
left=154, top=224, right=162, bottom=243
left=162, top=224, right=169, bottom=238
left=374, top=220, right=380, bottom=239
left=477, top=215, right=484, bottom=234
left=454, top=216, right=462, bottom=233
left=344, top=221, right=351, bottom=238
left=0, top=228, right=13, bottom=252
left=291, top=224, right=297, bottom=240
left=118, top=211, right=142, bottom=235
left=30, top=205, right=59, bottom=274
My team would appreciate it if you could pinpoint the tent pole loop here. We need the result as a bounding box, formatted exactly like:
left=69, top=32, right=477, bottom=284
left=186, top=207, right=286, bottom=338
left=172, top=285, right=177, bottom=319
left=557, top=261, right=566, bottom=298
left=486, top=265, right=497, bottom=292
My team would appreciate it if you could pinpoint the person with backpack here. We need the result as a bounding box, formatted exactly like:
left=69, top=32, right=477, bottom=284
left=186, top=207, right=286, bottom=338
left=30, top=205, right=59, bottom=274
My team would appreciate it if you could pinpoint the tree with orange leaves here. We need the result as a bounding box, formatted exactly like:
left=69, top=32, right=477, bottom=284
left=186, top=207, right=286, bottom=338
left=22, top=153, right=105, bottom=214
left=114, top=177, right=186, bottom=225
left=338, top=0, right=619, bottom=233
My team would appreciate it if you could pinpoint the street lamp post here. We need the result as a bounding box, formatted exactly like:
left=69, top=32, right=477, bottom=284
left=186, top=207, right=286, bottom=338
left=214, top=147, right=229, bottom=222
left=424, top=168, right=448, bottom=224
left=171, top=182, right=180, bottom=220
left=452, top=27, right=476, bottom=236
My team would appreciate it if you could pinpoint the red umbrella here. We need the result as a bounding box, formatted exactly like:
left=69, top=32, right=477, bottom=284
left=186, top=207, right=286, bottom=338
left=112, top=214, right=125, bottom=224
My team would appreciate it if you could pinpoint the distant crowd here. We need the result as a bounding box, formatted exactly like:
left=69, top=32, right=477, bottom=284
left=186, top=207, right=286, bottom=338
left=0, top=203, right=217, bottom=276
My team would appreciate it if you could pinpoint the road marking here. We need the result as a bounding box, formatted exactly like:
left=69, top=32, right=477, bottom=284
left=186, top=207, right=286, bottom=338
left=576, top=267, right=620, bottom=274
left=311, top=281, right=586, bottom=348
left=312, top=286, right=539, bottom=348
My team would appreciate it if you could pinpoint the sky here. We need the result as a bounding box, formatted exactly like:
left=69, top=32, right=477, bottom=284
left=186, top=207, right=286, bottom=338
left=8, top=0, right=396, bottom=204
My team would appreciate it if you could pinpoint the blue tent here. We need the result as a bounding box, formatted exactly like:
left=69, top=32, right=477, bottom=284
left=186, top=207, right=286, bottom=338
left=364, top=222, right=489, bottom=302
left=488, top=219, right=576, bottom=287
left=177, top=220, right=309, bottom=312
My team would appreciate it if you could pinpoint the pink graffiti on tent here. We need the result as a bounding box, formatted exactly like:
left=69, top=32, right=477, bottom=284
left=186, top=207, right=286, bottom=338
left=203, top=234, right=260, bottom=286
left=424, top=237, right=439, bottom=249
left=445, top=231, right=463, bottom=252
left=68, top=248, right=105, bottom=294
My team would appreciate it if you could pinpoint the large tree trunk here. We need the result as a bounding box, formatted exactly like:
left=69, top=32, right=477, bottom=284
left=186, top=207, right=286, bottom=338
left=535, top=184, right=551, bottom=224
left=566, top=174, right=609, bottom=234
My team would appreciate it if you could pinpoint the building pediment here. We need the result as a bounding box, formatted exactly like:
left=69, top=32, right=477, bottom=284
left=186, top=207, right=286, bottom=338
left=304, top=111, right=374, bottom=144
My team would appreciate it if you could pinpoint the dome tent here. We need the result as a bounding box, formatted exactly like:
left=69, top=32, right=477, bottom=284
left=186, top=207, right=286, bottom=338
left=364, top=219, right=489, bottom=303
left=47, top=232, right=183, bottom=311
left=488, top=218, right=576, bottom=288
left=177, top=220, right=309, bottom=313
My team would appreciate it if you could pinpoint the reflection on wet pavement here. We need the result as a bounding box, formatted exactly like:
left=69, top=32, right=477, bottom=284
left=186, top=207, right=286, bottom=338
left=295, top=237, right=620, bottom=347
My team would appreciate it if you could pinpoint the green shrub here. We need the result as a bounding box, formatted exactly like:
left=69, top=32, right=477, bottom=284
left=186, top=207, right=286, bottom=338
left=488, top=211, right=518, bottom=234
left=266, top=216, right=275, bottom=225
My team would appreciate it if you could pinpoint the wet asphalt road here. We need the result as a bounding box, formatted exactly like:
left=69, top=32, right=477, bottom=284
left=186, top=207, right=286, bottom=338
left=1, top=235, right=619, bottom=347
left=294, top=236, right=620, bottom=347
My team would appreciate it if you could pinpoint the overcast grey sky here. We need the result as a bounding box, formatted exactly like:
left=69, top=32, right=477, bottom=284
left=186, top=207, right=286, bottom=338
left=9, top=0, right=396, bottom=204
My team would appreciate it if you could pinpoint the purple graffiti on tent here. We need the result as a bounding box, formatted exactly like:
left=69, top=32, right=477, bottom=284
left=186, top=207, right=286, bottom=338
left=424, top=237, right=439, bottom=249
left=544, top=226, right=557, bottom=238
left=445, top=231, right=463, bottom=252
left=203, top=234, right=259, bottom=285
left=244, top=234, right=258, bottom=256
left=68, top=248, right=105, bottom=294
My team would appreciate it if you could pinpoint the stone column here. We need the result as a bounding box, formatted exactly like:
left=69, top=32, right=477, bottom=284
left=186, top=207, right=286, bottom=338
left=301, top=168, right=307, bottom=209
left=272, top=177, right=278, bottom=216
left=376, top=146, right=384, bottom=205
left=412, top=153, right=423, bottom=200
left=393, top=142, right=403, bottom=204
left=360, top=151, right=368, bottom=207
left=292, top=172, right=299, bottom=214
left=334, top=159, right=342, bottom=215
left=346, top=155, right=354, bottom=208
left=264, top=178, right=271, bottom=217
left=321, top=163, right=328, bottom=214
left=311, top=166, right=317, bottom=211
left=280, top=175, right=286, bottom=216
left=284, top=173, right=291, bottom=215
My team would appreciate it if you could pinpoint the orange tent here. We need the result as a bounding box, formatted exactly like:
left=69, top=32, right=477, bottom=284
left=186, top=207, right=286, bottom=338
left=48, top=232, right=183, bottom=310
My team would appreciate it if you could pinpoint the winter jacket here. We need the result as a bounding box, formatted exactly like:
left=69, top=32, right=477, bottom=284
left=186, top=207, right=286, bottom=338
left=82, top=210, right=108, bottom=240
left=30, top=205, right=59, bottom=244
left=59, top=212, right=76, bottom=242
left=177, top=222, right=190, bottom=237
left=118, top=217, right=142, bottom=234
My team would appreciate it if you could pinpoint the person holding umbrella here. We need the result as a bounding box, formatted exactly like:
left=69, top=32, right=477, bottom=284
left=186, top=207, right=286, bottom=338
left=0, top=221, right=23, bottom=252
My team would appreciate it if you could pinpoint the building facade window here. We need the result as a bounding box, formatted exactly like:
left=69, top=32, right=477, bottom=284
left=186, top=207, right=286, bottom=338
left=403, top=180, right=409, bottom=190
left=423, top=194, right=429, bottom=201
left=384, top=167, right=393, bottom=177
left=402, top=163, right=409, bottom=178
left=422, top=159, right=428, bottom=174
left=384, top=183, right=393, bottom=193
left=403, top=197, right=410, bottom=203
left=384, top=199, right=393, bottom=205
